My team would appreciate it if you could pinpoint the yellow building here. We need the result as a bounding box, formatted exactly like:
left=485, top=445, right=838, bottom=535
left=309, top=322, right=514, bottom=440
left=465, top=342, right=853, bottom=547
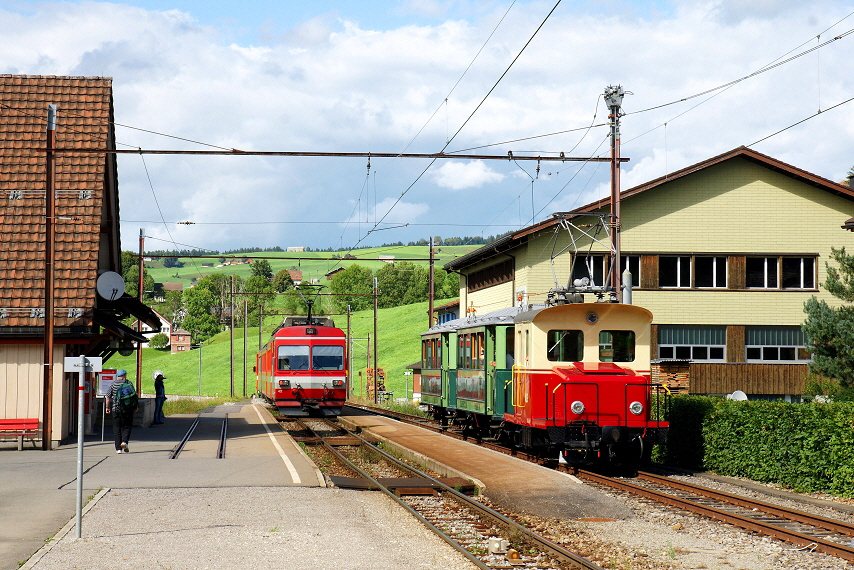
left=445, top=147, right=854, bottom=399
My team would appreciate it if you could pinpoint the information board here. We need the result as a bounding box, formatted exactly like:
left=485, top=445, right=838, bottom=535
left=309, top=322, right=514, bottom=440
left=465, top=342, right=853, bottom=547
left=98, top=369, right=117, bottom=396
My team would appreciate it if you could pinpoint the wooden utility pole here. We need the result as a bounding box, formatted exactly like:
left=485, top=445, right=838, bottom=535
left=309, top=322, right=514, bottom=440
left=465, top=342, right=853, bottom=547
left=373, top=277, right=378, bottom=403
left=42, top=104, right=57, bottom=451
left=243, top=299, right=247, bottom=397
left=136, top=228, right=144, bottom=394
left=230, top=275, right=234, bottom=398
left=428, top=237, right=435, bottom=329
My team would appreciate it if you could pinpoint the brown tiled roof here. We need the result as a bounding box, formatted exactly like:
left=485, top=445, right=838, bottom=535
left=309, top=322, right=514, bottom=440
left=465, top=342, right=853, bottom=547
left=0, top=75, right=118, bottom=329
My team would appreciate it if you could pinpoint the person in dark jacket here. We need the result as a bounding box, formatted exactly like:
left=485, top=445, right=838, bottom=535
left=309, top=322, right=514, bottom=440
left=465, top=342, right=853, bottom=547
left=105, top=370, right=136, bottom=454
left=153, top=370, right=167, bottom=424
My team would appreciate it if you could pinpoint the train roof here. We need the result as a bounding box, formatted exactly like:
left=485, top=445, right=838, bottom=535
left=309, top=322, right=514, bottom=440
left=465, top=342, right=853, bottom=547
left=422, top=305, right=544, bottom=336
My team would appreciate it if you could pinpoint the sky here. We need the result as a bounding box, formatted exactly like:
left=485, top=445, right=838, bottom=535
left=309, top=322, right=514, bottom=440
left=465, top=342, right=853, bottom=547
left=2, top=0, right=853, bottom=253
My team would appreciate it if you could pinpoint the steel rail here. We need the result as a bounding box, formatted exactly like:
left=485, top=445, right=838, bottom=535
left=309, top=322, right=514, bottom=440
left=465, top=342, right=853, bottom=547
left=217, top=415, right=228, bottom=459
left=578, top=470, right=854, bottom=563
left=637, top=471, right=854, bottom=537
left=169, top=415, right=200, bottom=459
left=326, top=419, right=602, bottom=570
left=294, top=420, right=492, bottom=570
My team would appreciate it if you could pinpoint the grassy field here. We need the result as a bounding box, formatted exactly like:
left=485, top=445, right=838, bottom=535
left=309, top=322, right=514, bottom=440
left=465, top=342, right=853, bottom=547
left=146, top=244, right=478, bottom=287
left=107, top=299, right=442, bottom=400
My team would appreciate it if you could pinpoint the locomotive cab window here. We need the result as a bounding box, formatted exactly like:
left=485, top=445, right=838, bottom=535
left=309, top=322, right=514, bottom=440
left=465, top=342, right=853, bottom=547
left=599, top=331, right=635, bottom=362
left=278, top=345, right=309, bottom=370
left=312, top=345, right=345, bottom=370
left=546, top=330, right=583, bottom=362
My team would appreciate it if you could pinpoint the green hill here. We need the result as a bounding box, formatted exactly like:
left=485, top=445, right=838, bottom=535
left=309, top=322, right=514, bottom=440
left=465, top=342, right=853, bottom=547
left=106, top=300, right=446, bottom=400
left=145, top=245, right=477, bottom=288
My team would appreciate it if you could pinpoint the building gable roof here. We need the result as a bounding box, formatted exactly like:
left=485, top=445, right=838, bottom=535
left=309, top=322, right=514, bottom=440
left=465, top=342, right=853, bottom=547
left=0, top=75, right=121, bottom=331
left=447, top=147, right=854, bottom=271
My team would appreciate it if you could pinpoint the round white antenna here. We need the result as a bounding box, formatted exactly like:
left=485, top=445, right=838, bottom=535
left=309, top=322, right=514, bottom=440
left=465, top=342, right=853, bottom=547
left=96, top=272, right=126, bottom=301
left=730, top=390, right=748, bottom=401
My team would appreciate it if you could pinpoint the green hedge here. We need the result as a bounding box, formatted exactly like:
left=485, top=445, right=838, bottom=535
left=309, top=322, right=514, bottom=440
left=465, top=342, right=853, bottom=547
left=662, top=396, right=854, bottom=496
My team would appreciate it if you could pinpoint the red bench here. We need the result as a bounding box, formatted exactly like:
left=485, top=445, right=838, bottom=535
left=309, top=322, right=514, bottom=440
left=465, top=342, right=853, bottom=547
left=0, top=418, right=40, bottom=450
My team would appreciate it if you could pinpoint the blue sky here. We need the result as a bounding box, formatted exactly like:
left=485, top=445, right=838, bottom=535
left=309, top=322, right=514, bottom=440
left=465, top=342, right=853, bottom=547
left=1, top=0, right=852, bottom=253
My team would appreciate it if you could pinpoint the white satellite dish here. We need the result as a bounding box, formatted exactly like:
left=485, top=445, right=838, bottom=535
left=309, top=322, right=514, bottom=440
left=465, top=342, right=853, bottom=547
left=96, top=271, right=126, bottom=301
left=730, top=390, right=748, bottom=401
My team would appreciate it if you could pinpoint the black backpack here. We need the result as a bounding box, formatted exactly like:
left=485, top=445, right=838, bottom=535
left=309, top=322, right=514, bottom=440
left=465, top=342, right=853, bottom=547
left=116, top=380, right=138, bottom=412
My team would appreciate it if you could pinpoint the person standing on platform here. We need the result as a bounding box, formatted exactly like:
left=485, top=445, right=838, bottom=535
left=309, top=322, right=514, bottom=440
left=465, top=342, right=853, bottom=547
left=105, top=369, right=137, bottom=454
left=153, top=370, right=166, bottom=424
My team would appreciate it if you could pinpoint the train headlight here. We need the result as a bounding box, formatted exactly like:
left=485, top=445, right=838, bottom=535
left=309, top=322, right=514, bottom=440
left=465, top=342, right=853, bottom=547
left=570, top=400, right=585, bottom=415
left=332, top=379, right=344, bottom=387
left=278, top=379, right=291, bottom=388
left=629, top=401, right=644, bottom=415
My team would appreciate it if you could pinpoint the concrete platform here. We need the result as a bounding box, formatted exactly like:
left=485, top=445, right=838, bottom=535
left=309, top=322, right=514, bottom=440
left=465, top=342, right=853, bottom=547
left=0, top=402, right=322, bottom=570
left=337, top=412, right=634, bottom=521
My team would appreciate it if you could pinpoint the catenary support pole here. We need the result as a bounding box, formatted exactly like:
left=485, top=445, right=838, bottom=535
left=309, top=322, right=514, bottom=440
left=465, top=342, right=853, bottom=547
left=243, top=299, right=247, bottom=397
left=428, top=237, right=435, bottom=329
left=605, top=85, right=625, bottom=302
left=42, top=104, right=57, bottom=451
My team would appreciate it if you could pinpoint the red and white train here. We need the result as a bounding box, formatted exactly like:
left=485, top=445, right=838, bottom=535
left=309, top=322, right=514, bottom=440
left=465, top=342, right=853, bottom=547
left=256, top=316, right=348, bottom=416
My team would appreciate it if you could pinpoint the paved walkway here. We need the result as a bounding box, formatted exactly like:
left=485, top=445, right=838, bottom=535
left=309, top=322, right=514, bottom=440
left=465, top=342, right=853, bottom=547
left=0, top=402, right=323, bottom=569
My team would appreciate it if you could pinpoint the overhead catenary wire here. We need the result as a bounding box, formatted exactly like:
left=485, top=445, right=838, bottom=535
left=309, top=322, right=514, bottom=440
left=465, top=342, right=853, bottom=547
left=349, top=0, right=564, bottom=253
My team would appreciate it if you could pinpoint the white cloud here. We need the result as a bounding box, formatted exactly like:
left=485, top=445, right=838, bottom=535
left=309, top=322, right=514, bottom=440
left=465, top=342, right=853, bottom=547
left=0, top=1, right=851, bottom=251
left=430, top=160, right=505, bottom=190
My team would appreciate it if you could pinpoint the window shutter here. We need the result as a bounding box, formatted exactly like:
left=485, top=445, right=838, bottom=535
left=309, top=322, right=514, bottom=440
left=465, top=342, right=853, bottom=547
left=641, top=255, right=658, bottom=289
left=728, top=256, right=746, bottom=290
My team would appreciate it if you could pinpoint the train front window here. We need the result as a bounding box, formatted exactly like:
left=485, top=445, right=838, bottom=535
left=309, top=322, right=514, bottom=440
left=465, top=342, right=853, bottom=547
left=599, top=331, right=635, bottom=362
left=547, top=330, right=583, bottom=362
left=278, top=345, right=309, bottom=370
left=312, top=345, right=344, bottom=370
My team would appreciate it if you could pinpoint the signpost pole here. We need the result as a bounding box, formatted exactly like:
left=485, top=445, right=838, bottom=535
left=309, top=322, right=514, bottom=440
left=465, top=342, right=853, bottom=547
left=75, top=354, right=85, bottom=538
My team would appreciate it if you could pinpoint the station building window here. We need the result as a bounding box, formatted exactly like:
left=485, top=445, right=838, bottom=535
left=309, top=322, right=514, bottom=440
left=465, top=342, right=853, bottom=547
left=747, top=256, right=816, bottom=289
left=745, top=326, right=810, bottom=362
left=658, top=325, right=726, bottom=361
left=659, top=256, right=692, bottom=288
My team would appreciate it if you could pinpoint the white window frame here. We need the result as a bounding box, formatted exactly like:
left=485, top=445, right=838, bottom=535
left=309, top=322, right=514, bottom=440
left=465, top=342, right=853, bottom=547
left=659, top=256, right=692, bottom=288
left=694, top=256, right=727, bottom=288
left=745, top=345, right=810, bottom=363
left=658, top=344, right=726, bottom=362
left=781, top=257, right=815, bottom=290
left=746, top=257, right=778, bottom=289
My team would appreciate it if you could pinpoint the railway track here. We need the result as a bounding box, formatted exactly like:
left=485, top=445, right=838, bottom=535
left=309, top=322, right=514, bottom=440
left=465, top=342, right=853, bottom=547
left=287, top=417, right=603, bottom=570
left=578, top=470, right=854, bottom=563
left=170, top=414, right=229, bottom=459
left=346, top=402, right=854, bottom=564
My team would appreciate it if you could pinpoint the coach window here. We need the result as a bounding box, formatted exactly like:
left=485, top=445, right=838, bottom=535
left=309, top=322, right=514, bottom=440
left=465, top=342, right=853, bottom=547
left=312, top=345, right=344, bottom=370
left=599, top=331, right=635, bottom=362
left=547, top=330, right=583, bottom=362
left=278, top=345, right=309, bottom=370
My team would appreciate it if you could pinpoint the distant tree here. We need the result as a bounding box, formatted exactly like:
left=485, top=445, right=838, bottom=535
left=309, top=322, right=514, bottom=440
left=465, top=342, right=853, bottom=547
left=148, top=332, right=169, bottom=349
left=120, top=250, right=137, bottom=276
left=251, top=259, right=273, bottom=279
left=330, top=264, right=373, bottom=312
left=194, top=274, right=242, bottom=323
left=164, top=290, right=185, bottom=326
left=244, top=275, right=275, bottom=324
left=272, top=269, right=294, bottom=292
left=433, top=268, right=459, bottom=299
left=123, top=265, right=155, bottom=300
left=375, top=261, right=428, bottom=308
left=803, top=247, right=854, bottom=385
left=162, top=257, right=184, bottom=269
left=181, top=287, right=221, bottom=343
